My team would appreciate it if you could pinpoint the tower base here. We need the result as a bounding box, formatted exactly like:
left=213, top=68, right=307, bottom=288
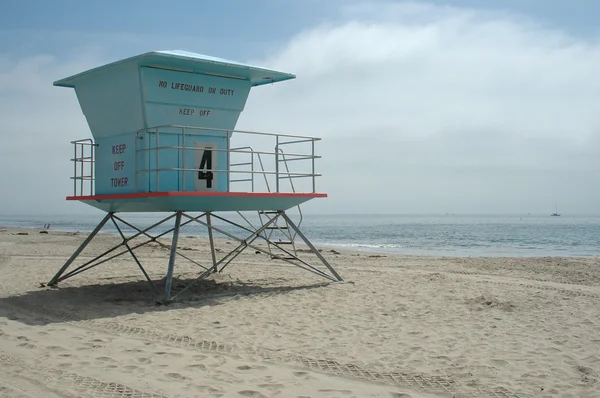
left=46, top=211, right=343, bottom=304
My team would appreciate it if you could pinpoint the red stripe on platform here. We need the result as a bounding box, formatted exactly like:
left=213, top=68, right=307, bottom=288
left=66, top=192, right=328, bottom=201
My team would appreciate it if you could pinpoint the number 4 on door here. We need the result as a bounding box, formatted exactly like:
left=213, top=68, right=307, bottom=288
left=198, top=148, right=213, bottom=188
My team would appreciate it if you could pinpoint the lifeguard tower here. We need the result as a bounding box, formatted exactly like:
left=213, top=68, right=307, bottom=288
left=47, top=50, right=342, bottom=303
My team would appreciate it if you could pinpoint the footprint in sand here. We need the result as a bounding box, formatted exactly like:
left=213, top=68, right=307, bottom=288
left=95, top=356, right=114, bottom=362
left=293, top=371, right=313, bottom=380
left=258, top=384, right=284, bottom=392
left=47, top=345, right=68, bottom=352
left=193, top=354, right=208, bottom=361
left=238, top=391, right=267, bottom=398
left=390, top=393, right=412, bottom=398
left=155, top=351, right=184, bottom=358
left=166, top=372, right=188, bottom=380
left=123, top=365, right=139, bottom=371
left=18, top=343, right=36, bottom=349
left=236, top=364, right=268, bottom=371
left=540, top=347, right=561, bottom=354
left=187, top=364, right=207, bottom=370
left=318, top=390, right=352, bottom=395
left=194, top=385, right=224, bottom=394
left=137, top=357, right=152, bottom=364
left=85, top=340, right=106, bottom=349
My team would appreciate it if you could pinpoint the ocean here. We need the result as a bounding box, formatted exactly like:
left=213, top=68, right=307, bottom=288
left=1, top=213, right=599, bottom=258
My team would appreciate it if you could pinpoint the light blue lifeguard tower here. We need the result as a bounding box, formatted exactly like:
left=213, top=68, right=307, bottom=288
left=47, top=50, right=342, bottom=303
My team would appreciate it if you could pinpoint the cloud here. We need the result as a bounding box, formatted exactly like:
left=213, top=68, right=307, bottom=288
left=1, top=2, right=600, bottom=215
left=0, top=49, right=108, bottom=215
left=237, top=2, right=600, bottom=213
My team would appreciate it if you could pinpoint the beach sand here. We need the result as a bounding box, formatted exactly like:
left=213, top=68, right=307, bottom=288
left=0, top=226, right=598, bottom=397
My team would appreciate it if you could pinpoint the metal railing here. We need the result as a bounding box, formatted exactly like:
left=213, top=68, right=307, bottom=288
left=70, top=139, right=95, bottom=196
left=229, top=146, right=255, bottom=191
left=134, top=125, right=322, bottom=194
left=69, top=125, right=323, bottom=197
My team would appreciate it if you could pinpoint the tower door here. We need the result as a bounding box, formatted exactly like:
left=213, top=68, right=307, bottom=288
left=194, top=142, right=218, bottom=192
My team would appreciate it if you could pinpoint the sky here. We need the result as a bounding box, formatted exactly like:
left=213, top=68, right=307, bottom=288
left=1, top=0, right=599, bottom=216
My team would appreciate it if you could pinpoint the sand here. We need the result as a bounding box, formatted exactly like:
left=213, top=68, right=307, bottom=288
left=0, top=225, right=599, bottom=398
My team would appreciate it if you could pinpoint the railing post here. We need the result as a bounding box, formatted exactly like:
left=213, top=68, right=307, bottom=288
left=181, top=127, right=186, bottom=191
left=80, top=143, right=84, bottom=195
left=73, top=142, right=77, bottom=196
left=155, top=128, right=159, bottom=192
left=227, top=129, right=231, bottom=193
left=90, top=141, right=95, bottom=196
left=134, top=133, right=138, bottom=193
left=275, top=135, right=279, bottom=193
left=251, top=149, right=255, bottom=192
left=312, top=139, right=316, bottom=193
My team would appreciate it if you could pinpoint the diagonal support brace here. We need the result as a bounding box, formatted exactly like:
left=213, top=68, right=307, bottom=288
left=47, top=212, right=113, bottom=286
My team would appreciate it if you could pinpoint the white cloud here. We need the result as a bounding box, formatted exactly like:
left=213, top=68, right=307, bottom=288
left=0, top=51, right=105, bottom=215
left=237, top=2, right=600, bottom=214
left=1, top=2, right=600, bottom=215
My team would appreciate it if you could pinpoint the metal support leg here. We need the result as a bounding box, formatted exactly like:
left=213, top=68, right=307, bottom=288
left=163, top=211, right=182, bottom=303
left=47, top=212, right=113, bottom=286
left=47, top=209, right=340, bottom=304
left=57, top=213, right=178, bottom=282
left=113, top=213, right=209, bottom=271
left=183, top=212, right=336, bottom=281
left=169, top=213, right=281, bottom=301
left=111, top=216, right=159, bottom=295
left=206, top=212, right=218, bottom=273
left=281, top=212, right=343, bottom=282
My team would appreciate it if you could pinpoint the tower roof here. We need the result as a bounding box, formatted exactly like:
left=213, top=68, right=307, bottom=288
left=54, top=50, right=295, bottom=88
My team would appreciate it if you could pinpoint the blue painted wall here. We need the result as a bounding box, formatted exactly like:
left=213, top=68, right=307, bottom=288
left=137, top=67, right=251, bottom=193
left=74, top=63, right=144, bottom=139
left=141, top=67, right=251, bottom=118
left=74, top=62, right=254, bottom=195
left=95, top=134, right=137, bottom=194
left=135, top=129, right=228, bottom=193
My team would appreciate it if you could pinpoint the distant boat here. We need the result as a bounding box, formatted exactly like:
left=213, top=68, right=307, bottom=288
left=551, top=204, right=561, bottom=217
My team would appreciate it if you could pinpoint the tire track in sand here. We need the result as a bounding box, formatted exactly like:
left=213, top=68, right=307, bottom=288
left=0, top=353, right=167, bottom=398
left=4, top=295, right=527, bottom=398
left=429, top=269, right=600, bottom=299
